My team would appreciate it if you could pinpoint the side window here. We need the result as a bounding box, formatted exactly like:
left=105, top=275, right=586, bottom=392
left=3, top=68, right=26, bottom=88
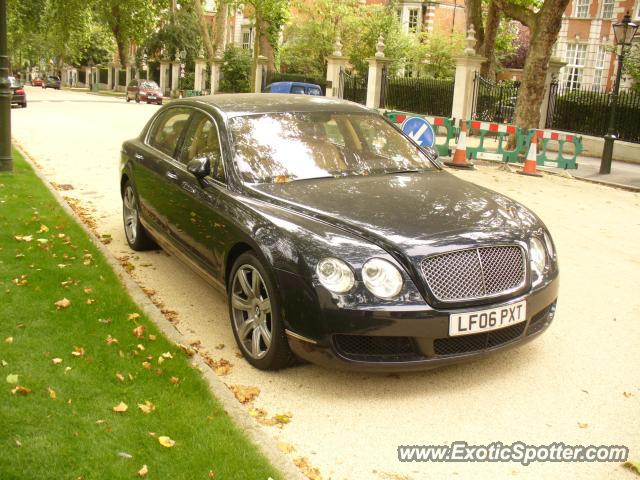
left=324, top=118, right=346, bottom=147
left=181, top=113, right=225, bottom=182
left=290, top=85, right=305, bottom=94
left=307, top=87, right=322, bottom=96
left=148, top=108, right=191, bottom=158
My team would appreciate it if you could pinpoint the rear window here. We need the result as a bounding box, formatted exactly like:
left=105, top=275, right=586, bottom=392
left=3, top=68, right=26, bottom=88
left=307, top=87, right=322, bottom=96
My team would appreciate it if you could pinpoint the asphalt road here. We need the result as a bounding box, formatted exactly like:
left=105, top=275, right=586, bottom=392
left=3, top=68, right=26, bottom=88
left=11, top=86, right=640, bottom=480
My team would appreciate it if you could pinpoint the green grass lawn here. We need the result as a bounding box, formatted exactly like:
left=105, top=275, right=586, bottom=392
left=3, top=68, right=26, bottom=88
left=0, top=151, right=282, bottom=480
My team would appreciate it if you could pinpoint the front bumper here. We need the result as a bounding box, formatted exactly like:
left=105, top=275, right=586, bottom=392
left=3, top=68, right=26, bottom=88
left=283, top=273, right=559, bottom=372
left=10, top=94, right=26, bottom=105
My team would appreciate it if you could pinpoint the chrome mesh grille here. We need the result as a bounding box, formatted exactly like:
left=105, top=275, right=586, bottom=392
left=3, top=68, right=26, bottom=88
left=420, top=246, right=525, bottom=302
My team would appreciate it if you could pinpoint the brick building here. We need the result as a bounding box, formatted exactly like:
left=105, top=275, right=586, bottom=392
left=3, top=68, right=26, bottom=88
left=553, top=0, right=638, bottom=91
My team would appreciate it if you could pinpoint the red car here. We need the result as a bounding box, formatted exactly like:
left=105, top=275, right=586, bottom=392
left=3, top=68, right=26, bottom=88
left=126, top=79, right=163, bottom=105
left=31, top=77, right=43, bottom=87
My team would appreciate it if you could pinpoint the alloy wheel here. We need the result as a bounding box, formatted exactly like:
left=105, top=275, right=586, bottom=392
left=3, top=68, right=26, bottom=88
left=123, top=186, right=138, bottom=245
left=231, top=265, right=273, bottom=360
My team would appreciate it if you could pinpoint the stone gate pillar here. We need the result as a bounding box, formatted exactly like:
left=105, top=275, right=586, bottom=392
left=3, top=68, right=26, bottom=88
left=254, top=55, right=268, bottom=93
left=194, top=49, right=206, bottom=92
left=538, top=57, right=567, bottom=129
left=366, top=35, right=392, bottom=109
left=325, top=36, right=347, bottom=98
left=451, top=26, right=486, bottom=124
left=210, top=56, right=223, bottom=94
left=160, top=57, right=171, bottom=96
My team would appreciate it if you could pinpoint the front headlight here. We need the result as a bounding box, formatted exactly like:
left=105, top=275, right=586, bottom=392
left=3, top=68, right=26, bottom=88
left=530, top=237, right=547, bottom=284
left=316, top=257, right=355, bottom=293
left=362, top=258, right=403, bottom=299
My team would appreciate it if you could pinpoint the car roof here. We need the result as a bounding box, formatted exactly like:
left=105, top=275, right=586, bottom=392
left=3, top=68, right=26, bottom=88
left=268, top=81, right=321, bottom=89
left=178, top=93, right=371, bottom=118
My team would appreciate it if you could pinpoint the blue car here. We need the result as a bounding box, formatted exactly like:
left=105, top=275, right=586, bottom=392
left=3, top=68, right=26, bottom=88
left=264, top=81, right=322, bottom=96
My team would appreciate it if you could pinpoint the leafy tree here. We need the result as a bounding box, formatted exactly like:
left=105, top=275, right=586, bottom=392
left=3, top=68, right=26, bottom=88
left=494, top=0, right=572, bottom=130
left=412, top=33, right=466, bottom=79
left=93, top=0, right=169, bottom=66
left=624, top=44, right=640, bottom=93
left=219, top=44, right=252, bottom=92
left=141, top=6, right=202, bottom=63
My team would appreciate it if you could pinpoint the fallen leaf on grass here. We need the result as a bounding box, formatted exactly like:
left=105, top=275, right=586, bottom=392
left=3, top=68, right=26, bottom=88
left=117, top=452, right=133, bottom=459
left=64, top=367, right=72, bottom=374
left=158, top=436, right=175, bottom=448
left=277, top=441, right=296, bottom=454
left=132, top=325, right=145, bottom=338
left=4, top=337, right=13, bottom=344
left=161, top=352, right=173, bottom=359
left=293, top=457, right=321, bottom=480
left=106, top=335, right=119, bottom=346
left=95, top=419, right=106, bottom=425
left=52, top=358, right=63, bottom=365
left=86, top=298, right=96, bottom=305
left=1, top=360, right=8, bottom=367
left=128, top=313, right=141, bottom=321
left=71, top=346, right=85, bottom=357
left=14, top=235, right=33, bottom=242
left=48, top=387, right=57, bottom=399
left=623, top=461, right=640, bottom=476
left=6, top=374, right=18, bottom=384
left=98, top=318, right=112, bottom=324
left=170, top=376, right=179, bottom=385
left=138, top=401, right=156, bottom=414
left=229, top=385, right=260, bottom=404
left=115, top=373, right=125, bottom=382
left=138, top=465, right=148, bottom=477
left=113, top=402, right=128, bottom=413
left=54, top=298, right=71, bottom=310
left=142, top=362, right=151, bottom=369
left=15, top=439, right=22, bottom=447
left=11, top=386, right=32, bottom=395
left=148, top=334, right=156, bottom=341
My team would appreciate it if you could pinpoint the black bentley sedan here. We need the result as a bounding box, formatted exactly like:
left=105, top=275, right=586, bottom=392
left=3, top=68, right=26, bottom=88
left=120, top=94, right=558, bottom=371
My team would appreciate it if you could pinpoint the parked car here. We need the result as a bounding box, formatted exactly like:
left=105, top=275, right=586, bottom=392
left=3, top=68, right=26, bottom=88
left=9, top=77, right=27, bottom=108
left=120, top=94, right=559, bottom=372
left=126, top=79, right=163, bottom=105
left=43, top=75, right=61, bottom=89
left=31, top=77, right=43, bottom=87
left=264, top=81, right=322, bottom=96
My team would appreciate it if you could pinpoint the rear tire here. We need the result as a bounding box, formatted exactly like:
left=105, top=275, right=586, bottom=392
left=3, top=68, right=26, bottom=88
left=21, top=102, right=27, bottom=108
left=135, top=94, right=140, bottom=103
left=228, top=252, right=295, bottom=370
left=122, top=181, right=156, bottom=251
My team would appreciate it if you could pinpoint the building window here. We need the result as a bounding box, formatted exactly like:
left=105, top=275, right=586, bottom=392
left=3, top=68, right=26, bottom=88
left=565, top=43, right=587, bottom=89
left=204, top=0, right=216, bottom=13
left=408, top=8, right=419, bottom=32
left=573, top=0, right=590, bottom=17
left=242, top=31, right=251, bottom=50
left=592, top=45, right=606, bottom=89
left=601, top=0, right=614, bottom=18
left=396, top=8, right=402, bottom=22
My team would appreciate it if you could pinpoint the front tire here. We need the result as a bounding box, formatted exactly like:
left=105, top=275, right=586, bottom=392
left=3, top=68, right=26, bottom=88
left=228, top=252, right=294, bottom=370
left=135, top=94, right=140, bottom=103
left=122, top=181, right=156, bottom=251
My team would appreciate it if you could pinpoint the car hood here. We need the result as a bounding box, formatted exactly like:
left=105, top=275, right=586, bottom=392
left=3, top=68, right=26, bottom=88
left=249, top=171, right=540, bottom=258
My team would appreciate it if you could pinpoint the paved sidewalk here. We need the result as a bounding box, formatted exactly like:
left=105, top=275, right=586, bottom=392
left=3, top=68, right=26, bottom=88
left=568, top=155, right=640, bottom=190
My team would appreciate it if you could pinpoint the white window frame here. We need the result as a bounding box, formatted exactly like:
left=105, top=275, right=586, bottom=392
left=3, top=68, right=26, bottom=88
left=592, top=45, right=606, bottom=89
left=564, top=43, right=587, bottom=89
left=573, top=0, right=590, bottom=17
left=601, top=0, right=614, bottom=18
left=242, top=30, right=252, bottom=50
left=408, top=8, right=420, bottom=32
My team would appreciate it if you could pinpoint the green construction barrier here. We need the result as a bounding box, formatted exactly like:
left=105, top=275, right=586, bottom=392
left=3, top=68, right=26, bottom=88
left=519, top=130, right=581, bottom=169
left=464, top=121, right=527, bottom=164
left=384, top=110, right=457, bottom=158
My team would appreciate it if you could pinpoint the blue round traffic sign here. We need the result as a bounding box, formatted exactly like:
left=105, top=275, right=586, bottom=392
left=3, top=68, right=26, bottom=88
left=401, top=116, right=435, bottom=148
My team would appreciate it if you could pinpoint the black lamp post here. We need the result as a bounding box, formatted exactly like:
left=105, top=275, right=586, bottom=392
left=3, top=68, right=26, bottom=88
left=600, top=12, right=638, bottom=174
left=0, top=0, right=13, bottom=172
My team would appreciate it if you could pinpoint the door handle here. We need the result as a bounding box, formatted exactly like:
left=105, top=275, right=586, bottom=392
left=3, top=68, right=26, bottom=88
left=166, top=171, right=179, bottom=180
left=134, top=153, right=144, bottom=160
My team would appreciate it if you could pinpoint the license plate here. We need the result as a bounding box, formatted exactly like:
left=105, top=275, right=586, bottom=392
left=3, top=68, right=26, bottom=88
left=148, top=95, right=156, bottom=99
left=449, top=300, right=526, bottom=336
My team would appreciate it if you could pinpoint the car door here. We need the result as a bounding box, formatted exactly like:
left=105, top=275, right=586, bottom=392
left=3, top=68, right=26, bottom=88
left=132, top=106, right=192, bottom=238
left=164, top=110, right=227, bottom=279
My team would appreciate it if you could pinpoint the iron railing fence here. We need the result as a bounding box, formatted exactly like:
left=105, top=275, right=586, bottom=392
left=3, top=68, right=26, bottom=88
left=340, top=70, right=368, bottom=105
left=382, top=76, right=454, bottom=118
left=546, top=82, right=640, bottom=143
left=263, top=71, right=327, bottom=94
left=472, top=73, right=520, bottom=124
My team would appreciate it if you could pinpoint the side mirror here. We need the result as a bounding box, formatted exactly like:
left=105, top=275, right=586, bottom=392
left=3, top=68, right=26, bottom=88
left=187, top=156, right=211, bottom=179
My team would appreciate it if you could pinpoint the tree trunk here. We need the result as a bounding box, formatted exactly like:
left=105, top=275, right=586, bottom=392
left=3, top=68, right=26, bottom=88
left=259, top=20, right=276, bottom=73
left=194, top=0, right=215, bottom=60
left=513, top=1, right=568, bottom=130
left=213, top=0, right=228, bottom=55
left=480, top=0, right=500, bottom=79
left=250, top=14, right=262, bottom=92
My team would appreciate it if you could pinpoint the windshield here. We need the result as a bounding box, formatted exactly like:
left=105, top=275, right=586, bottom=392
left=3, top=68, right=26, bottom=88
left=229, top=112, right=435, bottom=184
left=141, top=81, right=159, bottom=89
left=9, top=77, right=20, bottom=87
